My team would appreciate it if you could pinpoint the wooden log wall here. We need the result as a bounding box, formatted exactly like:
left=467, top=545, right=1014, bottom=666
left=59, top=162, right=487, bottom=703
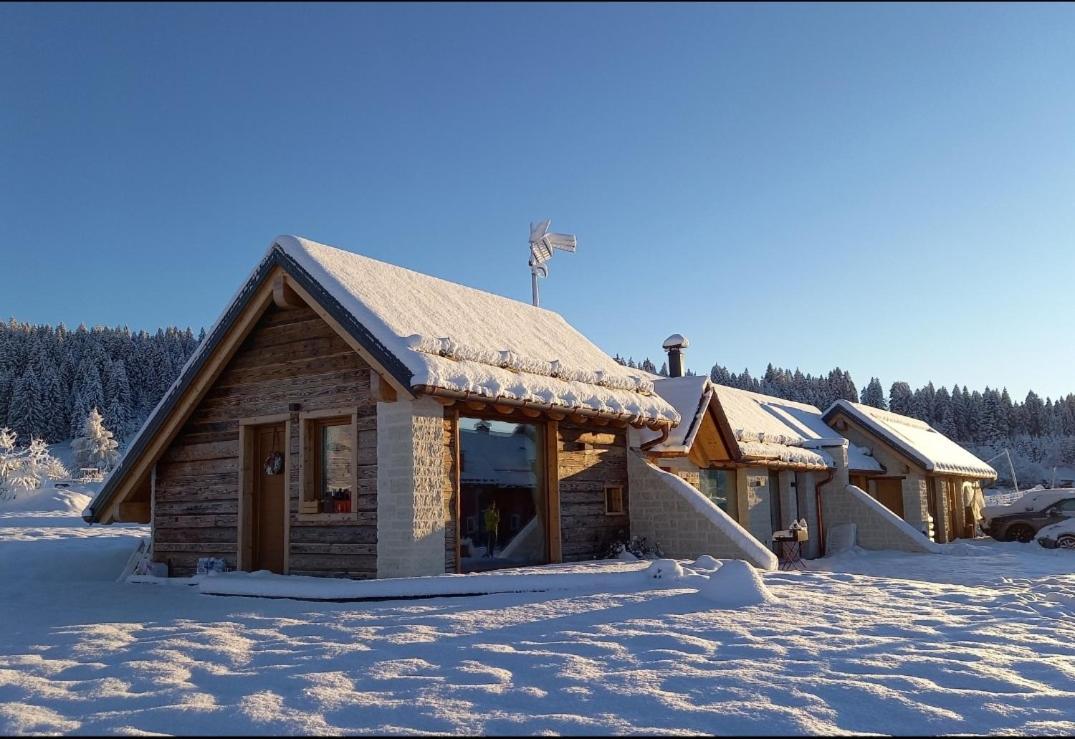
left=153, top=304, right=378, bottom=577
left=558, top=422, right=630, bottom=561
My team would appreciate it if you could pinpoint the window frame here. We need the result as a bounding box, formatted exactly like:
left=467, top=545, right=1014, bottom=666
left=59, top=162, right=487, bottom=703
left=299, top=408, right=359, bottom=521
left=604, top=484, right=625, bottom=516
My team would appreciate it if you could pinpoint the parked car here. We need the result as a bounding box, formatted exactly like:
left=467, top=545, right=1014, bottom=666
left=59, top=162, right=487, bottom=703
left=1036, top=518, right=1075, bottom=550
left=980, top=488, right=1075, bottom=543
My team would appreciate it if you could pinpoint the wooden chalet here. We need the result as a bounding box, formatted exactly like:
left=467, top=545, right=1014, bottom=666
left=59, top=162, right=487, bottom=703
left=84, top=235, right=680, bottom=577
left=822, top=400, right=997, bottom=543
left=641, top=375, right=882, bottom=558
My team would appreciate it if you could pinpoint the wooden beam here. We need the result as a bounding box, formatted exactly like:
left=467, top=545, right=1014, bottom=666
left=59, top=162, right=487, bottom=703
left=272, top=275, right=304, bottom=309
left=575, top=432, right=617, bottom=446
left=546, top=420, right=562, bottom=564
left=568, top=413, right=588, bottom=425
left=492, top=404, right=515, bottom=416
left=465, top=401, right=486, bottom=411
left=370, top=370, right=397, bottom=403
left=520, top=407, right=542, bottom=418
left=547, top=410, right=566, bottom=421
left=117, top=501, right=150, bottom=524
left=431, top=395, right=456, bottom=407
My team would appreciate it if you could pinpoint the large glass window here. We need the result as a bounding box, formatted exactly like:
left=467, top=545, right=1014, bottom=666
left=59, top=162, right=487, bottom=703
left=458, top=417, right=546, bottom=572
left=699, top=469, right=734, bottom=514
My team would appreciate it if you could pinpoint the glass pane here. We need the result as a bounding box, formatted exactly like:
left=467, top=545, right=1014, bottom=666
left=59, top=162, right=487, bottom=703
left=320, top=423, right=353, bottom=513
left=458, top=417, right=546, bottom=572
left=699, top=469, right=732, bottom=513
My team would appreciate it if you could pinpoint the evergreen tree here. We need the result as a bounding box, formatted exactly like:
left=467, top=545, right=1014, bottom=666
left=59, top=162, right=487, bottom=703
left=8, top=367, right=45, bottom=440
left=104, top=359, right=134, bottom=438
left=72, top=407, right=119, bottom=472
left=889, top=382, right=913, bottom=415
left=862, top=377, right=886, bottom=409
left=70, top=358, right=105, bottom=438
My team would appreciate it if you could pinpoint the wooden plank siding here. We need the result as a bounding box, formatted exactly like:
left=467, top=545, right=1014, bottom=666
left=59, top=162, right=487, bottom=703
left=557, top=422, right=630, bottom=561
left=153, top=303, right=379, bottom=577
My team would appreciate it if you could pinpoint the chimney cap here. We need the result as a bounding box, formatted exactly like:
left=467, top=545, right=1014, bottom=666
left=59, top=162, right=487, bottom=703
left=662, top=333, right=690, bottom=350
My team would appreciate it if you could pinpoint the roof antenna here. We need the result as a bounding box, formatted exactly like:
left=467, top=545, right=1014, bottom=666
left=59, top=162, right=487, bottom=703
left=528, top=219, right=577, bottom=307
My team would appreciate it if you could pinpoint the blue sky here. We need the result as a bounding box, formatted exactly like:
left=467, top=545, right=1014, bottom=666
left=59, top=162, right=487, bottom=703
left=2, top=3, right=1074, bottom=400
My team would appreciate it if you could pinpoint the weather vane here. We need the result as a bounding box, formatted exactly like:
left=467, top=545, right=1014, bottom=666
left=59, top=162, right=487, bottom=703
left=528, top=219, right=577, bottom=307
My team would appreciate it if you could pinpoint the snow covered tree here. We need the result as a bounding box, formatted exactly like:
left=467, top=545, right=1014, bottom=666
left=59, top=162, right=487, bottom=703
left=69, top=357, right=105, bottom=438
left=861, top=377, right=886, bottom=409
left=0, top=428, right=68, bottom=500
left=72, top=407, right=119, bottom=472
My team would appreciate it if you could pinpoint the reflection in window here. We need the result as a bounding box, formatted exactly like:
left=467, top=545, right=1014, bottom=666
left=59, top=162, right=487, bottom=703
left=458, top=417, right=546, bottom=572
left=700, top=469, right=734, bottom=514
left=304, top=417, right=354, bottom=514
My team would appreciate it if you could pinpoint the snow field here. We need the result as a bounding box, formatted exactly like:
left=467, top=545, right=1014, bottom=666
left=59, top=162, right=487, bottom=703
left=0, top=496, right=1074, bottom=734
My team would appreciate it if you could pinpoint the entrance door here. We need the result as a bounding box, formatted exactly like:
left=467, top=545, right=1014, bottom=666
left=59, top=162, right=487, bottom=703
left=945, top=480, right=961, bottom=541
left=252, top=423, right=287, bottom=573
left=874, top=478, right=905, bottom=518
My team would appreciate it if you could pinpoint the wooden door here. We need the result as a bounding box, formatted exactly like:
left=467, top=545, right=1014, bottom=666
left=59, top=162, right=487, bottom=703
left=253, top=423, right=286, bottom=573
left=874, top=478, right=905, bottom=518
left=946, top=481, right=961, bottom=541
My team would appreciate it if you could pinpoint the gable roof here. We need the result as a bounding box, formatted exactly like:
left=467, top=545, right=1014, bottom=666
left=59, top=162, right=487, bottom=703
left=281, top=236, right=678, bottom=425
left=823, top=400, right=997, bottom=479
left=84, top=235, right=677, bottom=524
left=643, top=378, right=882, bottom=472
left=639, top=375, right=712, bottom=453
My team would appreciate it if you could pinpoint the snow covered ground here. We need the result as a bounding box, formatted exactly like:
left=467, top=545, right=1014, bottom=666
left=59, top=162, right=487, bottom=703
left=1, top=491, right=1074, bottom=735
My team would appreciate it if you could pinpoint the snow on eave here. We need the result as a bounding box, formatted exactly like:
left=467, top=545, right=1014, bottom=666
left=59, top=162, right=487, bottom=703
left=823, top=400, right=997, bottom=480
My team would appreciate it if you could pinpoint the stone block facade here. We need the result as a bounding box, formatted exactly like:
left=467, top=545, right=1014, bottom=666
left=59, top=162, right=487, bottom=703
left=376, top=396, right=447, bottom=578
left=627, top=452, right=777, bottom=569
left=821, top=483, right=935, bottom=553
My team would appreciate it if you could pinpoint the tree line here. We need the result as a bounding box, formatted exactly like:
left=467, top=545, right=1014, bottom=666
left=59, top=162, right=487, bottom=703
left=0, top=319, right=202, bottom=443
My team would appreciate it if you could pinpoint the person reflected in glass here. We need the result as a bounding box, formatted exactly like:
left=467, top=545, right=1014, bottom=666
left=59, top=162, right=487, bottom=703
left=483, top=501, right=500, bottom=558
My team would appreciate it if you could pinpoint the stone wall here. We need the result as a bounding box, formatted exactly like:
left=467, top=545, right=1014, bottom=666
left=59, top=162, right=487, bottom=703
left=376, top=396, right=447, bottom=578
left=829, top=414, right=935, bottom=539
left=627, top=452, right=778, bottom=570
left=821, top=483, right=936, bottom=554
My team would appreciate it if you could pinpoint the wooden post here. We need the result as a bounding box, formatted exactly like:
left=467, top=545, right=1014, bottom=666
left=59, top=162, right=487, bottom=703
left=546, top=419, right=562, bottom=564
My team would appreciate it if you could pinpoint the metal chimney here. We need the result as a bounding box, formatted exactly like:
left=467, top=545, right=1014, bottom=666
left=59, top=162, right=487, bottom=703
left=662, top=334, right=689, bottom=378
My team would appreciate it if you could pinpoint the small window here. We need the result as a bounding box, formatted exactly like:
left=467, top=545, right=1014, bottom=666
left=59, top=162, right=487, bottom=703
left=303, top=416, right=354, bottom=515
left=605, top=485, right=625, bottom=515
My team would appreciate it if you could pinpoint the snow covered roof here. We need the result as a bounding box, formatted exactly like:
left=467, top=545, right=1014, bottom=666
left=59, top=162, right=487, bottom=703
left=823, top=400, right=997, bottom=480
left=847, top=443, right=883, bottom=474
left=278, top=236, right=678, bottom=426
left=641, top=378, right=883, bottom=471
left=639, top=376, right=712, bottom=453
left=711, top=385, right=846, bottom=468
